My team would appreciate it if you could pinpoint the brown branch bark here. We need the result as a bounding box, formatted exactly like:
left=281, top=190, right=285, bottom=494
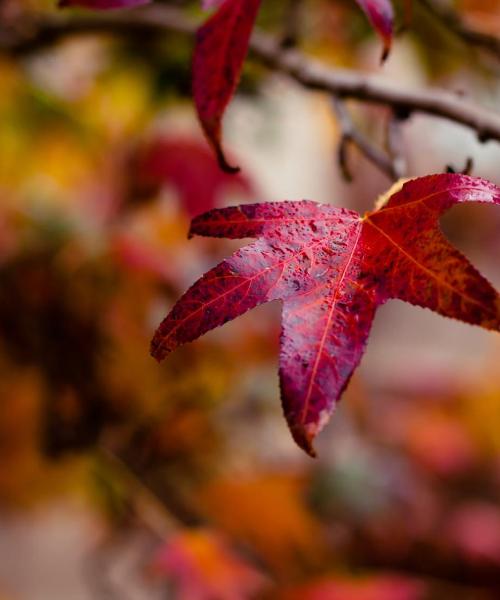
left=2, top=5, right=500, bottom=147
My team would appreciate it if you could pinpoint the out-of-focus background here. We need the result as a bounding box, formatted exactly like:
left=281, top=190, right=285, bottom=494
left=0, top=0, right=499, bottom=598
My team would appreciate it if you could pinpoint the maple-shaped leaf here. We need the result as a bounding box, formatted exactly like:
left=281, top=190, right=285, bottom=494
left=151, top=174, right=500, bottom=456
left=193, top=0, right=262, bottom=173
left=354, top=0, right=394, bottom=61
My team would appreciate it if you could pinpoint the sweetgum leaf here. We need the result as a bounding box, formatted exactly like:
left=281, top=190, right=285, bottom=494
left=354, top=0, right=394, bottom=61
left=151, top=175, right=500, bottom=456
left=193, top=0, right=262, bottom=173
left=58, top=0, right=149, bottom=9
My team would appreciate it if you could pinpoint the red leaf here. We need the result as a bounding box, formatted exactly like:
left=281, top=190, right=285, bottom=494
left=132, top=137, right=252, bottom=217
left=58, top=0, right=149, bottom=9
left=111, top=234, right=178, bottom=283
left=151, top=175, right=500, bottom=456
left=193, top=0, right=262, bottom=173
left=354, top=0, right=394, bottom=61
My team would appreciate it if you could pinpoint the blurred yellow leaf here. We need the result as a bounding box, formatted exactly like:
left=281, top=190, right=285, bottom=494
left=198, top=474, right=324, bottom=575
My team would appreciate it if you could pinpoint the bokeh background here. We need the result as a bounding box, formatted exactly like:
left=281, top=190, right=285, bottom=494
left=0, top=0, right=500, bottom=598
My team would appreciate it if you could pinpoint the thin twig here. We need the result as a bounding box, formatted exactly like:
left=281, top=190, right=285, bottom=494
left=280, top=0, right=303, bottom=49
left=387, top=114, right=407, bottom=179
left=331, top=96, right=398, bottom=180
left=419, top=0, right=500, bottom=61
left=446, top=156, right=474, bottom=175
left=2, top=5, right=500, bottom=146
left=98, top=443, right=179, bottom=537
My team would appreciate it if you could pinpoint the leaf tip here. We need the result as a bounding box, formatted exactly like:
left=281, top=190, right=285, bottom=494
left=354, top=0, right=394, bottom=65
left=290, top=425, right=318, bottom=458
left=380, top=41, right=391, bottom=63
left=150, top=332, right=171, bottom=363
left=215, top=145, right=241, bottom=174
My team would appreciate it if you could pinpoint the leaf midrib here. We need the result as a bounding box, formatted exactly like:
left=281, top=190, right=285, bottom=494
left=299, top=221, right=363, bottom=426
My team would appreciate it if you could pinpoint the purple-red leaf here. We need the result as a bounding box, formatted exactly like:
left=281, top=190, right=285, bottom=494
left=354, top=0, right=394, bottom=61
left=58, top=0, right=149, bottom=9
left=193, top=0, right=262, bottom=173
left=151, top=175, right=500, bottom=456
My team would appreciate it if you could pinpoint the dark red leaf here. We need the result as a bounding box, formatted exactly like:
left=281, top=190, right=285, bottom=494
left=132, top=137, right=252, bottom=217
left=193, top=0, right=262, bottom=173
left=58, top=0, right=149, bottom=9
left=354, top=0, right=394, bottom=61
left=151, top=175, right=500, bottom=456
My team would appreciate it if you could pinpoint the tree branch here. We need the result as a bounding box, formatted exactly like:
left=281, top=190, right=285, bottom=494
left=2, top=5, right=500, bottom=145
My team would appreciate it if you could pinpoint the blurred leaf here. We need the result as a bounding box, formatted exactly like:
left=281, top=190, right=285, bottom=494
left=405, top=412, right=476, bottom=477
left=279, top=573, right=425, bottom=600
left=153, top=529, right=266, bottom=600
left=199, top=474, right=324, bottom=574
left=445, top=503, right=500, bottom=565
left=130, top=136, right=253, bottom=217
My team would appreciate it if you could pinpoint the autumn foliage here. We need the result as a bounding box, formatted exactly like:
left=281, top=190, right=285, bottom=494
left=0, top=0, right=499, bottom=598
